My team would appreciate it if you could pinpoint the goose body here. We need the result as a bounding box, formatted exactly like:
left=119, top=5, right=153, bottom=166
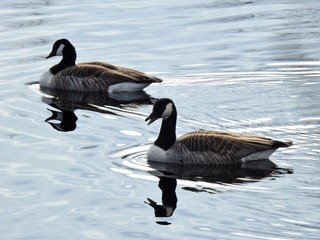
left=40, top=39, right=162, bottom=92
left=145, top=98, right=292, bottom=165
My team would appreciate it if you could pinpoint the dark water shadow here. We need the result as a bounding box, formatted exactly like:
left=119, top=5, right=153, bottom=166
left=145, top=160, right=293, bottom=225
left=29, top=84, right=156, bottom=131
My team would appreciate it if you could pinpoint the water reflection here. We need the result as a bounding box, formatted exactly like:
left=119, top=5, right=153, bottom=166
left=34, top=85, right=156, bottom=131
left=45, top=108, right=77, bottom=132
left=145, top=160, right=292, bottom=224
left=145, top=177, right=177, bottom=225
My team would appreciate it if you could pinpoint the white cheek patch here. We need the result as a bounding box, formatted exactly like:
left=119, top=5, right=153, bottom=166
left=161, top=103, right=173, bottom=119
left=56, top=44, right=65, bottom=56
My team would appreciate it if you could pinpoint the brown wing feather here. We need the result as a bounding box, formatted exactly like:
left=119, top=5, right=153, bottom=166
left=56, top=64, right=146, bottom=86
left=80, top=61, right=163, bottom=83
left=177, top=130, right=291, bottom=159
left=52, top=63, right=162, bottom=92
left=58, top=65, right=103, bottom=78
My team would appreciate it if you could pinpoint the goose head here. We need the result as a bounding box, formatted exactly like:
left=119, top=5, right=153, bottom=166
left=145, top=98, right=175, bottom=125
left=146, top=98, right=178, bottom=151
left=46, top=38, right=76, bottom=60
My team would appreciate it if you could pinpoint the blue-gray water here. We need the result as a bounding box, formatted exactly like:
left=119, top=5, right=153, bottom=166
left=1, top=1, right=320, bottom=239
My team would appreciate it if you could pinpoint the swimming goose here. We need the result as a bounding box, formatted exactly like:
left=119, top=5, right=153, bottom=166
left=40, top=39, right=162, bottom=92
left=145, top=98, right=292, bottom=165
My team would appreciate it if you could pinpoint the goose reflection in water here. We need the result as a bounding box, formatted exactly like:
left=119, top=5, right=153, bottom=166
left=45, top=109, right=78, bottom=132
left=145, top=160, right=292, bottom=225
left=39, top=87, right=156, bottom=132
left=145, top=177, right=177, bottom=218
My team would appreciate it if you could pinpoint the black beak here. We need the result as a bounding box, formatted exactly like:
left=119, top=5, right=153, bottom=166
left=145, top=113, right=158, bottom=125
left=46, top=51, right=55, bottom=59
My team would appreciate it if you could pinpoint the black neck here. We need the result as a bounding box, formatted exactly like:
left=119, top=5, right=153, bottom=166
left=50, top=48, right=77, bottom=74
left=154, top=106, right=177, bottom=151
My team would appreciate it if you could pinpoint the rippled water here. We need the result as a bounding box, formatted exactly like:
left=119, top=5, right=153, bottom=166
left=1, top=1, right=320, bottom=239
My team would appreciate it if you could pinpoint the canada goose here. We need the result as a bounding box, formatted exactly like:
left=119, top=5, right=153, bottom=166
left=145, top=98, right=292, bottom=165
left=40, top=39, right=162, bottom=92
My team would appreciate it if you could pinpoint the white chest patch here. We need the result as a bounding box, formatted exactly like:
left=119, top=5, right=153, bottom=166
left=147, top=144, right=167, bottom=162
left=108, top=82, right=150, bottom=92
left=39, top=70, right=54, bottom=87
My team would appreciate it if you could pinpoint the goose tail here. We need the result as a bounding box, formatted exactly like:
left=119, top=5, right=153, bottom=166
left=273, top=140, right=293, bottom=148
left=148, top=75, right=163, bottom=83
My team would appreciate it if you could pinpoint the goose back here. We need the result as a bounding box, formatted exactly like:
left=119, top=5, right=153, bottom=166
left=82, top=61, right=163, bottom=83
left=174, top=130, right=292, bottom=164
left=43, top=63, right=159, bottom=92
